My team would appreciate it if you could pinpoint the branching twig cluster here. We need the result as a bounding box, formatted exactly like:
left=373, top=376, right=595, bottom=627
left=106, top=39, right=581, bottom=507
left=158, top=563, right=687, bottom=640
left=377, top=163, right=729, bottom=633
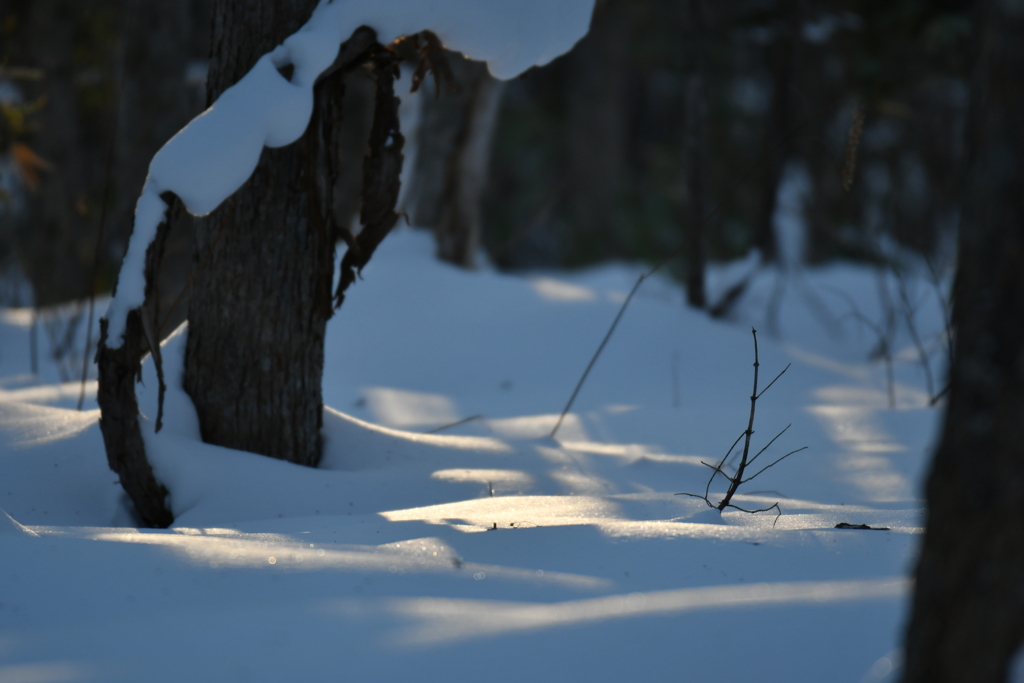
left=677, top=328, right=806, bottom=524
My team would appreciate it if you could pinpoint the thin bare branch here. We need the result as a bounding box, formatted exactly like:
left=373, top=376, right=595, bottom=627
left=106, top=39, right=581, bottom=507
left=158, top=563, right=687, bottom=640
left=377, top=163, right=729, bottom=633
left=756, top=363, right=791, bottom=399
left=675, top=491, right=717, bottom=509
left=723, top=501, right=782, bottom=527
left=741, top=446, right=808, bottom=484
left=550, top=274, right=646, bottom=438
left=425, top=414, right=484, bottom=434
left=746, top=423, right=792, bottom=466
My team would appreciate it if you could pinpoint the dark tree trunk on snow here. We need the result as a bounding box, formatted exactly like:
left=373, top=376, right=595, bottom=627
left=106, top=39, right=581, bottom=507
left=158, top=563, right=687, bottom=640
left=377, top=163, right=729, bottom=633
left=901, top=0, right=1024, bottom=680
left=96, top=215, right=175, bottom=528
left=97, top=0, right=391, bottom=526
left=183, top=0, right=375, bottom=466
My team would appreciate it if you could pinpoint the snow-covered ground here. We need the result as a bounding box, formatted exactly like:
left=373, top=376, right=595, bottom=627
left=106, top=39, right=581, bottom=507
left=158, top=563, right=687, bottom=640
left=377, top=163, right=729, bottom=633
left=0, top=228, right=949, bottom=682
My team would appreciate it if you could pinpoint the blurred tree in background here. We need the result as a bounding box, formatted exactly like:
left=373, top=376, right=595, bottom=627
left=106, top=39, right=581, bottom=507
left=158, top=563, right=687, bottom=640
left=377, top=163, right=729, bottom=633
left=0, top=0, right=212, bottom=312
left=485, top=0, right=971, bottom=285
left=0, top=0, right=973, bottom=318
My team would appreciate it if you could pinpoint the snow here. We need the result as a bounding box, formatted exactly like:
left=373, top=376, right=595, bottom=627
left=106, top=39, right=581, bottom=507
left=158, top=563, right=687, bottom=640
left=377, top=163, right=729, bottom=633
left=1, top=228, right=952, bottom=682
left=103, top=0, right=595, bottom=345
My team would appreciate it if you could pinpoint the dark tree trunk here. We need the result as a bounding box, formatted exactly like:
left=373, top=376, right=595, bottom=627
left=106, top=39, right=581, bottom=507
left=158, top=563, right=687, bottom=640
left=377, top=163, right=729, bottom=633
left=752, top=0, right=802, bottom=263
left=901, top=0, right=1024, bottom=680
left=562, top=0, right=629, bottom=264
left=96, top=209, right=176, bottom=528
left=682, top=0, right=708, bottom=309
left=183, top=0, right=372, bottom=466
left=96, top=0, right=388, bottom=527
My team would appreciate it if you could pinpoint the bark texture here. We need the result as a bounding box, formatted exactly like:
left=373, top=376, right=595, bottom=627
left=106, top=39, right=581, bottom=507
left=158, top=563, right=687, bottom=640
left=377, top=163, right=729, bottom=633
left=184, top=0, right=377, bottom=466
left=901, top=0, right=1024, bottom=680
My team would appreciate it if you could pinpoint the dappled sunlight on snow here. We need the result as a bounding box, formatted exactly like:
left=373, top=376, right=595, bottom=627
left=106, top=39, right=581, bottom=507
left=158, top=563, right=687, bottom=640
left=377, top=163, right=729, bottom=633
left=380, top=495, right=622, bottom=531
left=0, top=403, right=98, bottom=447
left=0, top=308, right=34, bottom=327
left=363, top=387, right=460, bottom=429
left=430, top=468, right=534, bottom=494
left=0, top=230, right=948, bottom=681
left=485, top=413, right=590, bottom=441
left=376, top=577, right=909, bottom=645
left=377, top=492, right=919, bottom=540
left=34, top=526, right=608, bottom=590
left=0, top=381, right=97, bottom=407
left=807, top=397, right=914, bottom=502
left=529, top=276, right=596, bottom=302
left=560, top=441, right=708, bottom=467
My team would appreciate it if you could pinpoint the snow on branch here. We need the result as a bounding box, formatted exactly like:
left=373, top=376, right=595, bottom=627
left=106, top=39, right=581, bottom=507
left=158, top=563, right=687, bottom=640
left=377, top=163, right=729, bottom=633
left=103, top=0, right=595, bottom=346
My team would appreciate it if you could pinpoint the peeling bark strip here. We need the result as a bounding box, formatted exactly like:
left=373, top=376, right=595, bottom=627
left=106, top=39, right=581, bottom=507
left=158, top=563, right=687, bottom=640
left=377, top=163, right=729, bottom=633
left=96, top=315, right=173, bottom=528
left=334, top=47, right=405, bottom=308
left=403, top=30, right=457, bottom=99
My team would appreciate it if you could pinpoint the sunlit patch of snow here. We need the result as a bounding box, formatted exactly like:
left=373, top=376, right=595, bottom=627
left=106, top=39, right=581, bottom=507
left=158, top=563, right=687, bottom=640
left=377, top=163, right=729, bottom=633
left=560, top=441, right=707, bottom=468
left=603, top=403, right=639, bottom=414
left=0, top=381, right=97, bottom=407
left=485, top=413, right=590, bottom=442
left=807, top=401, right=914, bottom=503
left=1, top=508, right=38, bottom=536
left=363, top=386, right=460, bottom=429
left=0, top=403, right=99, bottom=448
left=529, top=277, right=596, bottom=302
left=0, top=308, right=33, bottom=327
left=381, top=577, right=908, bottom=645
left=431, top=468, right=534, bottom=493
left=784, top=344, right=872, bottom=381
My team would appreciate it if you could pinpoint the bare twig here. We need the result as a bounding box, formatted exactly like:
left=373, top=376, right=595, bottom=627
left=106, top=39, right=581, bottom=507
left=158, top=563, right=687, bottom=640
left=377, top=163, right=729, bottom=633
left=425, top=414, right=484, bottom=434
left=746, top=423, right=792, bottom=466
left=742, top=445, right=808, bottom=484
left=716, top=327, right=764, bottom=510
left=550, top=275, right=645, bottom=438
left=677, top=329, right=805, bottom=524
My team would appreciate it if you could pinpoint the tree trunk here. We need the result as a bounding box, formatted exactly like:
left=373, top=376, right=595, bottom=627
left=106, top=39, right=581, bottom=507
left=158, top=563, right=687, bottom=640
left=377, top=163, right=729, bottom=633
left=901, top=0, right=1024, bottom=680
left=182, top=0, right=354, bottom=466
left=752, top=0, right=802, bottom=263
left=405, top=54, right=503, bottom=268
left=682, top=0, right=709, bottom=309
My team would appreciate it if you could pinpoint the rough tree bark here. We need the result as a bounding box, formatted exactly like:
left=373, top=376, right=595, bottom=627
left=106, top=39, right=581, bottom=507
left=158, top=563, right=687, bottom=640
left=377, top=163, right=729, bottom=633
left=183, top=0, right=379, bottom=467
left=901, top=0, right=1024, bottom=680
